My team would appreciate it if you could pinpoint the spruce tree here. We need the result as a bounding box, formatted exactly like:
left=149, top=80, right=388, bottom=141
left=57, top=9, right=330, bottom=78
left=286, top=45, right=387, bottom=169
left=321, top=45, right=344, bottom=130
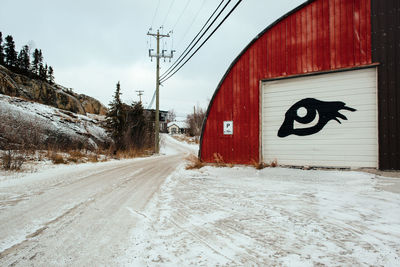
left=38, top=49, right=43, bottom=66
left=38, top=49, right=44, bottom=78
left=106, top=82, right=126, bottom=150
left=39, top=63, right=48, bottom=80
left=0, top=32, right=4, bottom=65
left=17, top=45, right=30, bottom=73
left=125, top=102, right=148, bottom=149
left=38, top=64, right=44, bottom=79
left=31, top=49, right=40, bottom=75
left=48, top=66, right=55, bottom=84
left=4, top=35, right=17, bottom=68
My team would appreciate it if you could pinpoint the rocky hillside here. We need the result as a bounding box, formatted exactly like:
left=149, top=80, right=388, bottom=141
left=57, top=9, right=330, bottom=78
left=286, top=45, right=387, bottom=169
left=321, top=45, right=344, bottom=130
left=0, top=94, right=111, bottom=151
left=0, top=65, right=107, bottom=115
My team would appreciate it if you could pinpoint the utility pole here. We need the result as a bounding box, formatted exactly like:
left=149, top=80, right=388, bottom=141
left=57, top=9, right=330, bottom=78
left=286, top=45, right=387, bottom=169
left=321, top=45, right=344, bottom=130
left=147, top=29, right=174, bottom=154
left=136, top=90, right=144, bottom=103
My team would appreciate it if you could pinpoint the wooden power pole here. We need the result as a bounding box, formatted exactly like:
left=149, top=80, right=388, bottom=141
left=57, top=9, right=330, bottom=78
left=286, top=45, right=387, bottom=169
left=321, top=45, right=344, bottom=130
left=136, top=90, right=144, bottom=103
left=147, top=29, right=174, bottom=153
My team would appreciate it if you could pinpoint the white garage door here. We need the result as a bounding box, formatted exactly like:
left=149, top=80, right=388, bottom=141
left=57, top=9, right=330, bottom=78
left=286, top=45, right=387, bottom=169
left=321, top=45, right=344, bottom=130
left=261, top=68, right=378, bottom=168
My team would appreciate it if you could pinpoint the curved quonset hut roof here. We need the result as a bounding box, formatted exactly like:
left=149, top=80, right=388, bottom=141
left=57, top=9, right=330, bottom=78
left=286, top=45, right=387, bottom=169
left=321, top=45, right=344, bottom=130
left=199, top=0, right=372, bottom=164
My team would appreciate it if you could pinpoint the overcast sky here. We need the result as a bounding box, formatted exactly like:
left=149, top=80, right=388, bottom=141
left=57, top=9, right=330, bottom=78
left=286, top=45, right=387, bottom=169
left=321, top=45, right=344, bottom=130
left=1, top=0, right=305, bottom=118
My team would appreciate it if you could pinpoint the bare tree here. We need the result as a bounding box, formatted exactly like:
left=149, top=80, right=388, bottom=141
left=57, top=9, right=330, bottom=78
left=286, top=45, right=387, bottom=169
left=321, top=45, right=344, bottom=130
left=167, top=109, right=176, bottom=122
left=186, top=105, right=206, bottom=137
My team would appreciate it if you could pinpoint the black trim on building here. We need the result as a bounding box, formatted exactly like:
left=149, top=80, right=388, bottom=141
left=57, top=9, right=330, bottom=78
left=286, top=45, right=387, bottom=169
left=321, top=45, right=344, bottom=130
left=371, top=0, right=400, bottom=170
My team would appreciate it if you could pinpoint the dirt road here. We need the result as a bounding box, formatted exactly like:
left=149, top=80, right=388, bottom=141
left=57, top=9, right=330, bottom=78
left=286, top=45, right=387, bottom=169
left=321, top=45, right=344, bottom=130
left=0, top=135, right=194, bottom=266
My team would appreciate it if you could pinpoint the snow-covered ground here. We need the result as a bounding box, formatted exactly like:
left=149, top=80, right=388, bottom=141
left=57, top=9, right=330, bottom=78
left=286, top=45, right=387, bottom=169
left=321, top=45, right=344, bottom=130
left=0, top=134, right=399, bottom=266
left=121, top=164, right=400, bottom=266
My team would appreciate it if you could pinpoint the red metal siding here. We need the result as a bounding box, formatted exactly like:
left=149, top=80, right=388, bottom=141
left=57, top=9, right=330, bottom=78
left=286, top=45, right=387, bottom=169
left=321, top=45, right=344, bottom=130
left=200, top=0, right=372, bottom=164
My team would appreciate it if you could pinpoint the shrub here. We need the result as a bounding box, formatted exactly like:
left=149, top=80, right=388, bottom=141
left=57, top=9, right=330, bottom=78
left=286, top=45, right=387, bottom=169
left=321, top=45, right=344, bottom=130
left=1, top=150, right=25, bottom=170
left=51, top=153, right=66, bottom=164
left=67, top=150, right=85, bottom=163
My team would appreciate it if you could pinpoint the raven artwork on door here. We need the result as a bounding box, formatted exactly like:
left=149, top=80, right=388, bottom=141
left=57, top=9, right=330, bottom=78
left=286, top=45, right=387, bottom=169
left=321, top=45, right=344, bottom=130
left=278, top=98, right=356, bottom=138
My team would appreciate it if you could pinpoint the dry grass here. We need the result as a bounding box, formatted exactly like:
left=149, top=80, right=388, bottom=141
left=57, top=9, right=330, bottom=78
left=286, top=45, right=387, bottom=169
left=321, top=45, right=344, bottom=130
left=88, top=154, right=99, bottom=163
left=193, top=136, right=200, bottom=144
left=69, top=150, right=84, bottom=158
left=114, top=148, right=149, bottom=159
left=213, top=153, right=227, bottom=167
left=50, top=153, right=66, bottom=164
left=251, top=159, right=278, bottom=169
left=185, top=155, right=204, bottom=170
left=67, top=150, right=85, bottom=163
left=270, top=159, right=278, bottom=168
left=1, top=150, right=26, bottom=171
left=52, top=149, right=103, bottom=164
left=1, top=133, right=151, bottom=170
left=251, top=159, right=268, bottom=170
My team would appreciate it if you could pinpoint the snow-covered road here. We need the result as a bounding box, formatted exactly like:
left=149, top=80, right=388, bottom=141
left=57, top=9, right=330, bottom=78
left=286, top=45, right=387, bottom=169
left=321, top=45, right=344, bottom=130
left=1, top=135, right=399, bottom=266
left=0, top=135, right=194, bottom=266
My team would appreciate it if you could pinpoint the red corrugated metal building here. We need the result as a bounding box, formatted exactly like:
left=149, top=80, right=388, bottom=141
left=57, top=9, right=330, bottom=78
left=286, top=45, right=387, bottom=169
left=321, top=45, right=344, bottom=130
left=199, top=0, right=400, bottom=170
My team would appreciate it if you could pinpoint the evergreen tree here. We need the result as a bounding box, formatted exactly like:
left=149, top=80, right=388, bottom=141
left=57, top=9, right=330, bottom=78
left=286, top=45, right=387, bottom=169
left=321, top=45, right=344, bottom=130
left=38, top=64, right=44, bottom=79
left=0, top=32, right=4, bottom=65
left=31, top=49, right=40, bottom=75
left=17, top=45, right=30, bottom=73
left=39, top=63, right=48, bottom=80
left=125, top=102, right=150, bottom=150
left=48, top=66, right=55, bottom=84
left=38, top=49, right=44, bottom=77
left=38, top=49, right=43, bottom=66
left=4, top=35, right=17, bottom=68
left=106, top=82, right=126, bottom=150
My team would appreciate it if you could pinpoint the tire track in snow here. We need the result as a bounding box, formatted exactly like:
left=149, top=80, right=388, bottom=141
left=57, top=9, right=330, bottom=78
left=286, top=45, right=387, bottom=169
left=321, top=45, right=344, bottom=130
left=0, top=153, right=184, bottom=266
left=0, top=167, right=144, bottom=258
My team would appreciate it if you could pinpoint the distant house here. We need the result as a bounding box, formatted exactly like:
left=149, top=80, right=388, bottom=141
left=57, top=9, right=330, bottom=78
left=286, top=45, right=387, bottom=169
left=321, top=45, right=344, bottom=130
left=167, top=121, right=188, bottom=135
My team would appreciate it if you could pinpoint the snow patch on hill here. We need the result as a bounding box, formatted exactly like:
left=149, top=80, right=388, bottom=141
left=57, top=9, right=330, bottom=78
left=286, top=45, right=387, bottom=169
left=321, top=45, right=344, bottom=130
left=0, top=94, right=110, bottom=150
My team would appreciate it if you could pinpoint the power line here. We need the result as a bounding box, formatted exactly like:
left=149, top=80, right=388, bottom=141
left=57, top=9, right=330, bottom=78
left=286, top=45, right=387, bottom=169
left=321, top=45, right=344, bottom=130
left=162, top=0, right=176, bottom=27
left=150, top=0, right=161, bottom=29
left=160, top=0, right=230, bottom=81
left=147, top=89, right=156, bottom=109
left=172, top=0, right=193, bottom=30
left=160, top=0, right=243, bottom=84
left=160, top=0, right=225, bottom=80
left=176, top=0, right=207, bottom=49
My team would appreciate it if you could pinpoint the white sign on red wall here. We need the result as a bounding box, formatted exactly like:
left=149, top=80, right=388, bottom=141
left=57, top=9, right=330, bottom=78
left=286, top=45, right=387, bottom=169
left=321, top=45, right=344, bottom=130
left=223, top=121, right=233, bottom=135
